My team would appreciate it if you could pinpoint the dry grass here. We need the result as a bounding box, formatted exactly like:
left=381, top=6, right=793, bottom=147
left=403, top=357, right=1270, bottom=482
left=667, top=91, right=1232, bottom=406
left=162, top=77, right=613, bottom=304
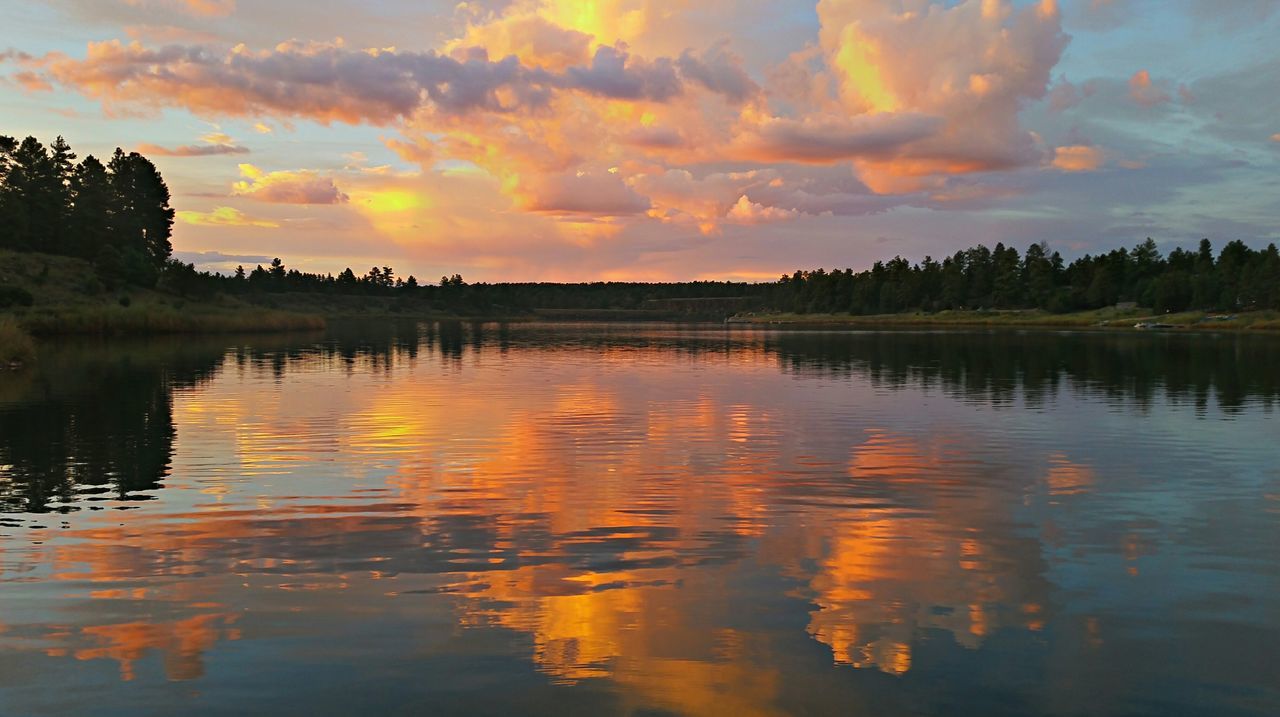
left=0, top=248, right=325, bottom=336
left=0, top=317, right=36, bottom=364
left=17, top=304, right=325, bottom=336
left=729, top=308, right=1280, bottom=332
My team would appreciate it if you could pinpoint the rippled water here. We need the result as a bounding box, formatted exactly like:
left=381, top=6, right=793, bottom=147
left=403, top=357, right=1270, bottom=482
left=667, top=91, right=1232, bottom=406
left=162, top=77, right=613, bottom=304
left=1, top=323, right=1277, bottom=716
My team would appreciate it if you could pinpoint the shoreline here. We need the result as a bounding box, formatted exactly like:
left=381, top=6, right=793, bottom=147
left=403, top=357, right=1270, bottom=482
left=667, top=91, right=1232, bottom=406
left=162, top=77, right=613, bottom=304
left=724, top=309, right=1280, bottom=333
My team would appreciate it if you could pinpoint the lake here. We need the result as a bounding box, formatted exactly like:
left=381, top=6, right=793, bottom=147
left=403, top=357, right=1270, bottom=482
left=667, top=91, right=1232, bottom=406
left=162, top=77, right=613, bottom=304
left=1, top=323, right=1277, bottom=716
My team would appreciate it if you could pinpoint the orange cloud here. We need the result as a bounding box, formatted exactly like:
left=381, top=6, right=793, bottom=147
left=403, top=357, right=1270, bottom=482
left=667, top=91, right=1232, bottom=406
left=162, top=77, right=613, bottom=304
left=122, top=0, right=235, bottom=17
left=8, top=0, right=1087, bottom=255
left=138, top=131, right=249, bottom=157
left=1052, top=144, right=1105, bottom=172
left=447, top=14, right=592, bottom=70
left=730, top=112, right=942, bottom=164
left=1129, top=69, right=1170, bottom=107
left=521, top=170, right=651, bottom=216
left=811, top=0, right=1068, bottom=190
left=11, top=70, right=53, bottom=91
left=232, top=164, right=349, bottom=204
left=123, top=24, right=222, bottom=44
left=176, top=206, right=279, bottom=227
left=725, top=195, right=797, bottom=224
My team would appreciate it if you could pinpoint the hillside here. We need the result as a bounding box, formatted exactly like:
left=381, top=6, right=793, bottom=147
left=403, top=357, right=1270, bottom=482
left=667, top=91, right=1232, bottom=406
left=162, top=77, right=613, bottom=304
left=0, top=249, right=324, bottom=336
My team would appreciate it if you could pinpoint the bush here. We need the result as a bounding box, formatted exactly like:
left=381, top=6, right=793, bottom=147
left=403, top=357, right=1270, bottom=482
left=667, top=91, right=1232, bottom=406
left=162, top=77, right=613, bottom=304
left=0, top=285, right=35, bottom=308
left=0, top=285, right=34, bottom=308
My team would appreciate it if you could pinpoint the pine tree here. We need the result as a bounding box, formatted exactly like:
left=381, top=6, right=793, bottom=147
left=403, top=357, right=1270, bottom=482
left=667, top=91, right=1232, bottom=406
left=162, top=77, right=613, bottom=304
left=48, top=136, right=76, bottom=253
left=108, top=148, right=174, bottom=268
left=0, top=135, right=18, bottom=249
left=7, top=137, right=56, bottom=251
left=67, top=155, right=113, bottom=259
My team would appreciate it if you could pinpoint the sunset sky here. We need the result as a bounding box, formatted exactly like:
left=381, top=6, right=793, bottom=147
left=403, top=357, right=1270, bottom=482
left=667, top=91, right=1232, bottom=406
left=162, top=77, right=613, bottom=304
left=3, top=0, right=1277, bottom=281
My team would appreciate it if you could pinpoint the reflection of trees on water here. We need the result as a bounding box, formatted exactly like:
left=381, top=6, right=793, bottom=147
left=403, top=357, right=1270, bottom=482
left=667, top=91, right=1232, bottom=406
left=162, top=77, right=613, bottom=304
left=407, top=324, right=1280, bottom=413
left=763, top=331, right=1280, bottom=413
left=0, top=342, right=194, bottom=513
left=2, top=324, right=1276, bottom=513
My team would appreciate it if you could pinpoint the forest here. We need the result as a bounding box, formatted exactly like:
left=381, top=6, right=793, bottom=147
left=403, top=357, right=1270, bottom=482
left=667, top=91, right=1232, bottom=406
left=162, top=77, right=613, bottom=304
left=763, top=238, right=1280, bottom=315
left=4, top=134, right=1279, bottom=317
left=0, top=135, right=174, bottom=289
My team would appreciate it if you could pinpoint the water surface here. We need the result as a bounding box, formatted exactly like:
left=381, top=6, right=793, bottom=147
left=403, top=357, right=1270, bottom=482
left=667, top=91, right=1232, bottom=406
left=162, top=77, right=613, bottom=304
left=1, top=324, right=1277, bottom=716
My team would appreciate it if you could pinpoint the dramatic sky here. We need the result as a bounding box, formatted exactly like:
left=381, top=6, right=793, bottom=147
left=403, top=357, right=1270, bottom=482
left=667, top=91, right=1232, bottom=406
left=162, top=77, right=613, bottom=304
left=2, top=0, right=1278, bottom=281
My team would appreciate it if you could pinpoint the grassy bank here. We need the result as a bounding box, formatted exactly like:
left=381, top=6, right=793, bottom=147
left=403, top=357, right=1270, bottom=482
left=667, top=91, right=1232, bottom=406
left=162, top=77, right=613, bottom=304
left=16, top=304, right=325, bottom=336
left=1, top=249, right=325, bottom=336
left=0, top=317, right=36, bottom=364
left=728, top=308, right=1280, bottom=332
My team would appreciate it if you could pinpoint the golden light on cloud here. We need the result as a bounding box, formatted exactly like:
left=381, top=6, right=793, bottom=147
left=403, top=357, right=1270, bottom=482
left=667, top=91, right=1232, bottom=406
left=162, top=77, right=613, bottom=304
left=1052, top=144, right=1105, bottom=172
left=233, top=164, right=349, bottom=204
left=355, top=188, right=425, bottom=214
left=18, top=0, right=1258, bottom=281
left=834, top=26, right=900, bottom=114
left=177, top=206, right=279, bottom=227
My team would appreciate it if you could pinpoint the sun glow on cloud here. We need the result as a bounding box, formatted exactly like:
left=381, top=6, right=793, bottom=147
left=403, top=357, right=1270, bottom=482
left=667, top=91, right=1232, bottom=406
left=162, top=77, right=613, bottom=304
left=4, top=0, right=1273, bottom=279
left=177, top=206, right=278, bottom=228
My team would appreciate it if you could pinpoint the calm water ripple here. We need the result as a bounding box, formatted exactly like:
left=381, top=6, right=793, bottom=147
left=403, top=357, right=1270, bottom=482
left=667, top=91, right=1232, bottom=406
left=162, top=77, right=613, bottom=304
left=0, top=323, right=1277, bottom=716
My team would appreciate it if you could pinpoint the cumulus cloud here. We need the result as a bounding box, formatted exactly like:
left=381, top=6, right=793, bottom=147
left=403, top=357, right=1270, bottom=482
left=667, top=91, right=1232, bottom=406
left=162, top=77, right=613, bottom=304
left=725, top=195, right=797, bottom=224
left=447, top=14, right=593, bottom=71
left=28, top=0, right=1247, bottom=281
left=233, top=164, right=349, bottom=204
left=805, top=0, right=1069, bottom=190
left=176, top=206, right=278, bottom=227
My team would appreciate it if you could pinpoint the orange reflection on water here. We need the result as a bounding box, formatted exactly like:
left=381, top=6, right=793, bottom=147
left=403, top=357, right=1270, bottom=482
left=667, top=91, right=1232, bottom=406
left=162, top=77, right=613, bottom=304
left=803, top=430, right=1053, bottom=675
left=53, top=612, right=239, bottom=682
left=1045, top=453, right=1094, bottom=497
left=1, top=338, right=1092, bottom=704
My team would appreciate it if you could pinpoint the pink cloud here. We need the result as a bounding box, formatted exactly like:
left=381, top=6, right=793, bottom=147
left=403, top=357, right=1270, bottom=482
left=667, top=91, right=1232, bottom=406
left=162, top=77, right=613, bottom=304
left=522, top=171, right=651, bottom=216
left=732, top=113, right=943, bottom=164
left=139, top=142, right=248, bottom=157
left=22, top=38, right=749, bottom=127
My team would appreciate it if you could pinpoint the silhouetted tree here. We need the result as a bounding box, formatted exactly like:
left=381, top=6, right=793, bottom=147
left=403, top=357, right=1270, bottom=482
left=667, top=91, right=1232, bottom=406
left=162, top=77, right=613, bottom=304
left=108, top=148, right=174, bottom=270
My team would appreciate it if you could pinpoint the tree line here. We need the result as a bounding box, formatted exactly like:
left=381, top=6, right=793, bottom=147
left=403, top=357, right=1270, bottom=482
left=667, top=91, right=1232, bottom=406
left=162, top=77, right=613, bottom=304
left=218, top=238, right=1277, bottom=316
left=169, top=255, right=752, bottom=314
left=765, top=238, right=1280, bottom=315
left=4, top=135, right=1276, bottom=316
left=1, top=135, right=175, bottom=287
